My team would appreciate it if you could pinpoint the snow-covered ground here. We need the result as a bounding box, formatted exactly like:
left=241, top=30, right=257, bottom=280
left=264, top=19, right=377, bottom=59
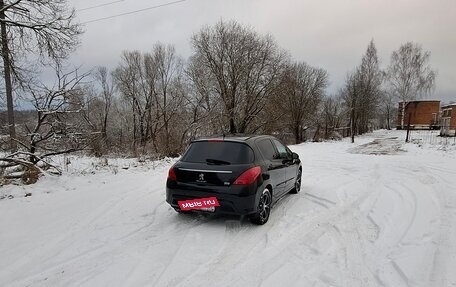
left=1, top=130, right=456, bottom=287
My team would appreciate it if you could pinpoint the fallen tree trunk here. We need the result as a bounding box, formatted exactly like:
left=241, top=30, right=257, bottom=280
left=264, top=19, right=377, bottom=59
left=0, top=157, right=56, bottom=185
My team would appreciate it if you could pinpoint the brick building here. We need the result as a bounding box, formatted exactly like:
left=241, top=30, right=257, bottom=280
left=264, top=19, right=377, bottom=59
left=397, top=100, right=440, bottom=130
left=440, top=103, right=456, bottom=136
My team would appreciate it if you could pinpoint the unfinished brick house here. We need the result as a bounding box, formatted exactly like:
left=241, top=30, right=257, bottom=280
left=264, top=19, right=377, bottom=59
left=397, top=100, right=440, bottom=130
left=440, top=103, right=456, bottom=136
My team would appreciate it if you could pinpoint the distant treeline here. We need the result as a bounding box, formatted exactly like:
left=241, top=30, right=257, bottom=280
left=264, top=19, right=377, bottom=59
left=1, top=20, right=436, bottom=158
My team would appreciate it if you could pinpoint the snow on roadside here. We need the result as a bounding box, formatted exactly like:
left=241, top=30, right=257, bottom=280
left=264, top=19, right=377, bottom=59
left=0, top=155, right=177, bottom=200
left=0, top=130, right=456, bottom=287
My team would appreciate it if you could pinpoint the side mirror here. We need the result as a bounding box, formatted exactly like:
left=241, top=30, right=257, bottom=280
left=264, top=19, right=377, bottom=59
left=292, top=152, right=300, bottom=164
left=292, top=152, right=299, bottom=160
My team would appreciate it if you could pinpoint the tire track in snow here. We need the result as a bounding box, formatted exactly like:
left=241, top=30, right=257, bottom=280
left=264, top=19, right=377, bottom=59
left=231, top=187, right=376, bottom=287
left=303, top=192, right=338, bottom=209
left=3, top=179, right=169, bottom=287
left=148, top=214, right=220, bottom=286
left=328, top=162, right=384, bottom=287
left=299, top=162, right=381, bottom=287
left=423, top=165, right=456, bottom=286
left=336, top=209, right=380, bottom=287
left=396, top=182, right=419, bottom=244
left=0, top=188, right=134, bottom=283
left=364, top=161, right=442, bottom=287
left=250, top=187, right=379, bottom=287
left=173, top=195, right=303, bottom=287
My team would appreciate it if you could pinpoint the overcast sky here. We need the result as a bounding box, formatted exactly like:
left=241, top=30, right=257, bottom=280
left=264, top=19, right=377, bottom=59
left=70, top=0, right=456, bottom=103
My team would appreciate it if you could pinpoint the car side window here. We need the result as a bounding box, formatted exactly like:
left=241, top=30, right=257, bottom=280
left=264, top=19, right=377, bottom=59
left=272, top=139, right=290, bottom=159
left=257, top=139, right=277, bottom=161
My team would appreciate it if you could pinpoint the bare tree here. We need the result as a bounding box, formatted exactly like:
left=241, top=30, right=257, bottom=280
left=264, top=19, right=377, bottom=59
left=0, top=63, right=88, bottom=184
left=190, top=20, right=286, bottom=134
left=93, top=67, right=114, bottom=144
left=20, top=63, right=89, bottom=163
left=378, top=89, right=395, bottom=130
left=0, top=0, right=82, bottom=151
left=113, top=51, right=155, bottom=153
left=186, top=52, right=225, bottom=134
left=357, top=40, right=383, bottom=134
left=322, top=95, right=345, bottom=139
left=79, top=66, right=115, bottom=155
left=280, top=62, right=328, bottom=143
left=342, top=40, right=383, bottom=142
left=112, top=46, right=186, bottom=156
left=387, top=42, right=436, bottom=129
left=342, top=71, right=360, bottom=143
left=153, top=43, right=185, bottom=155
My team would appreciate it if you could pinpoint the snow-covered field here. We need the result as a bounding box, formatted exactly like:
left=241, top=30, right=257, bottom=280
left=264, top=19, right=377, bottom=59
left=1, top=130, right=456, bottom=287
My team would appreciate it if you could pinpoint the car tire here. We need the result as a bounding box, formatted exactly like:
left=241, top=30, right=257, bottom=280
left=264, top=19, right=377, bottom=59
left=250, top=188, right=272, bottom=225
left=290, top=169, right=302, bottom=194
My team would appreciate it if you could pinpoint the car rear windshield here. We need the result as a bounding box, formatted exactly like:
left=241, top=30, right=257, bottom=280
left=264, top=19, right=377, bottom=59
left=181, top=141, right=254, bottom=164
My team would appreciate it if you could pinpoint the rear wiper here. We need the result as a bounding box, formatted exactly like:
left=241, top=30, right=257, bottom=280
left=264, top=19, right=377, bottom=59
left=206, top=158, right=231, bottom=165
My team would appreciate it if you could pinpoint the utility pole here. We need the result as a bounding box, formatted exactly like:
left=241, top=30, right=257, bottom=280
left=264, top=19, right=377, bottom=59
left=405, top=113, right=412, bottom=143
left=350, top=107, right=355, bottom=143
left=0, top=0, right=17, bottom=151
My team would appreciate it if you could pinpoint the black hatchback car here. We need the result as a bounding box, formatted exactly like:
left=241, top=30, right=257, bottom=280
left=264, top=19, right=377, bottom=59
left=166, top=135, right=302, bottom=225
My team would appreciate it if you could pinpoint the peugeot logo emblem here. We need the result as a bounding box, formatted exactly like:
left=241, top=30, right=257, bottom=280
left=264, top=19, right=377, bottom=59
left=199, top=173, right=205, bottom=181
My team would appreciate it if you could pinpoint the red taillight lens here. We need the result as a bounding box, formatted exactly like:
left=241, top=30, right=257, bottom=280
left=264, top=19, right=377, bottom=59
left=233, top=166, right=262, bottom=185
left=168, top=167, right=177, bottom=181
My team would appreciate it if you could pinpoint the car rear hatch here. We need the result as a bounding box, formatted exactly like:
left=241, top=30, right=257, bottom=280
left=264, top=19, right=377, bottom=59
left=174, top=140, right=255, bottom=187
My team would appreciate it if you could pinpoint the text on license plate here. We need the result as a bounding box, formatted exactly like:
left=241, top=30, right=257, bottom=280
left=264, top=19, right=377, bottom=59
left=178, top=197, right=220, bottom=211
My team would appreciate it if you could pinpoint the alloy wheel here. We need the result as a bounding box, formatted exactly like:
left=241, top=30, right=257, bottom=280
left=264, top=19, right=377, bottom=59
left=258, top=189, right=271, bottom=224
left=295, top=169, right=302, bottom=192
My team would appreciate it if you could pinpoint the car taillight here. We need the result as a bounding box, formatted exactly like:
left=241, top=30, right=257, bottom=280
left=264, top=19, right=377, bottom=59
left=233, top=166, right=261, bottom=185
left=168, top=167, right=177, bottom=181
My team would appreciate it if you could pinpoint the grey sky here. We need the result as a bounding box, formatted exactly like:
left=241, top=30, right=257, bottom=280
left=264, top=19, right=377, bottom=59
left=70, top=0, right=456, bottom=102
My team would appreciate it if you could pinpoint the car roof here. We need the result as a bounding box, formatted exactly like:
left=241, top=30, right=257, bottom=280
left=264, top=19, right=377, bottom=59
left=192, top=134, right=272, bottom=143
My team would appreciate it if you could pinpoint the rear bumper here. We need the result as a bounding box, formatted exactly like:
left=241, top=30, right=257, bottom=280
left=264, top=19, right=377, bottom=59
left=166, top=182, right=260, bottom=215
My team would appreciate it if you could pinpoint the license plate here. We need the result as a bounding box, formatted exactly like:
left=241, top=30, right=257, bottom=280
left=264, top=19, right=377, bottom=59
left=178, top=197, right=220, bottom=211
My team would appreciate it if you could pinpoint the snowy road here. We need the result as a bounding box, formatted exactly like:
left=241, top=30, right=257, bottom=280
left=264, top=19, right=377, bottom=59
left=1, top=130, right=456, bottom=287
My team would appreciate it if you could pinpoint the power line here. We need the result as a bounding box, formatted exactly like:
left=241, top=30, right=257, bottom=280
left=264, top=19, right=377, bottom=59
left=81, top=0, right=187, bottom=24
left=77, top=0, right=125, bottom=12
